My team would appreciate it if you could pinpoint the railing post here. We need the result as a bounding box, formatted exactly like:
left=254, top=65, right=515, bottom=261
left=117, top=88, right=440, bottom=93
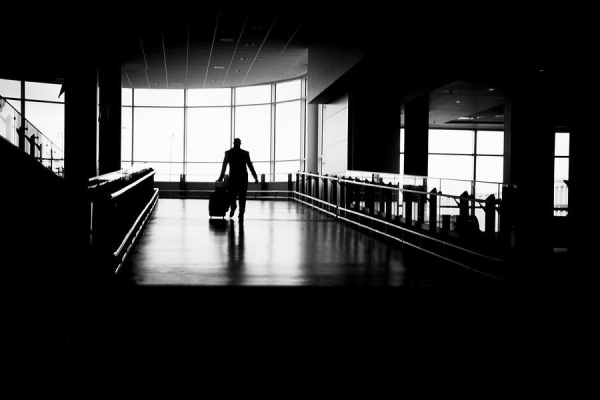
left=288, top=173, right=293, bottom=199
left=322, top=176, right=329, bottom=211
left=403, top=185, right=413, bottom=226
left=485, top=194, right=496, bottom=237
left=261, top=173, right=266, bottom=198
left=314, top=173, right=320, bottom=203
left=417, top=185, right=426, bottom=226
left=332, top=177, right=338, bottom=217
left=366, top=181, right=374, bottom=216
left=385, top=183, right=393, bottom=221
left=429, top=188, right=438, bottom=232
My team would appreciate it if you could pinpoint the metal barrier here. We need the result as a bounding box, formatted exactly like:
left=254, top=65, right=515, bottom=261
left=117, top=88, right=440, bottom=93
left=88, top=166, right=158, bottom=274
left=292, top=172, right=506, bottom=280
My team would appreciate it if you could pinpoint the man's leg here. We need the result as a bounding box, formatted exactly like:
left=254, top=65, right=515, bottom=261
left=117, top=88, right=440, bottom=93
left=238, top=186, right=247, bottom=219
left=228, top=188, right=237, bottom=218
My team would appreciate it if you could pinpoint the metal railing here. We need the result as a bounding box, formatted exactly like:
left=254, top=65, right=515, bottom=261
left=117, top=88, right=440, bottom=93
left=0, top=95, right=65, bottom=176
left=88, top=165, right=158, bottom=275
left=292, top=171, right=507, bottom=280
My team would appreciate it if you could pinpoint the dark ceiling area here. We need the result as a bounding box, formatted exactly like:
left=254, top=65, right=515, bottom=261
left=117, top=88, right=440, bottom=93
left=2, top=3, right=594, bottom=131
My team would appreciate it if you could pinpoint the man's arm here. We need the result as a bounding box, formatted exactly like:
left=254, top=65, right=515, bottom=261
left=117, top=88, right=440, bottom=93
left=217, top=152, right=229, bottom=182
left=246, top=153, right=259, bottom=183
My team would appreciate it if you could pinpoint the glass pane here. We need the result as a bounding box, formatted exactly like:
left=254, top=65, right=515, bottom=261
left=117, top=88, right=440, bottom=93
left=474, top=182, right=501, bottom=200
left=236, top=84, right=271, bottom=105
left=0, top=99, right=19, bottom=145
left=399, top=154, right=404, bottom=176
left=122, top=88, right=133, bottom=106
left=25, top=101, right=65, bottom=150
left=0, top=78, right=21, bottom=98
left=276, top=80, right=301, bottom=102
left=134, top=88, right=184, bottom=106
left=476, top=130, right=504, bottom=155
left=133, top=107, right=184, bottom=162
left=476, top=156, right=503, bottom=183
left=137, top=161, right=183, bottom=182
left=187, top=162, right=223, bottom=182
left=249, top=161, right=270, bottom=178
left=25, top=82, right=63, bottom=102
left=187, top=88, right=231, bottom=106
left=429, top=129, right=474, bottom=154
left=187, top=107, right=231, bottom=162
left=275, top=100, right=301, bottom=161
left=121, top=106, right=133, bottom=162
left=428, top=154, right=473, bottom=181
left=400, top=128, right=405, bottom=153
left=554, top=157, right=569, bottom=182
left=235, top=104, right=270, bottom=162
left=275, top=161, right=301, bottom=178
left=555, top=132, right=569, bottom=157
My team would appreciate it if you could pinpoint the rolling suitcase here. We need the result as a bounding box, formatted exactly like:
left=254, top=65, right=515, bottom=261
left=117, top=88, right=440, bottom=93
left=209, top=181, right=229, bottom=218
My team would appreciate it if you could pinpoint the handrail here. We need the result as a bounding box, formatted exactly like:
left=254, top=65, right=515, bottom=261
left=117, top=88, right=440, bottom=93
left=114, top=188, right=159, bottom=259
left=296, top=171, right=499, bottom=205
left=111, top=170, right=156, bottom=200
left=336, top=203, right=504, bottom=263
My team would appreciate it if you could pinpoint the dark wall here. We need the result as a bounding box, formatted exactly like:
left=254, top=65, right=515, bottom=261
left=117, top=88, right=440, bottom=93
left=348, top=84, right=401, bottom=174
left=1, top=137, right=103, bottom=359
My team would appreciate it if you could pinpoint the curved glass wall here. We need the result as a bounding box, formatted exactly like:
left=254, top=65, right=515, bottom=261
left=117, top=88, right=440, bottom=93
left=122, top=78, right=306, bottom=182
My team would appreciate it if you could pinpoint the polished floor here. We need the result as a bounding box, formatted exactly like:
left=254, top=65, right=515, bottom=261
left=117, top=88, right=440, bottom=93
left=118, top=198, right=499, bottom=287
left=49, top=198, right=506, bottom=368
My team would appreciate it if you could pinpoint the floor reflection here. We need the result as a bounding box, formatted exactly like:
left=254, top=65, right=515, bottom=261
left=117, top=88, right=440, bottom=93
left=125, top=199, right=501, bottom=287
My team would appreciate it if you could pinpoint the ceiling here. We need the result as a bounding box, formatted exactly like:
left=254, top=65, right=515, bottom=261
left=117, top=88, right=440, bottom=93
left=119, top=9, right=309, bottom=90
left=4, top=3, right=590, bottom=131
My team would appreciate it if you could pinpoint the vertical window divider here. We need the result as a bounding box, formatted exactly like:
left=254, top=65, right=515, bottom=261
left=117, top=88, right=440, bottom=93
left=271, top=84, right=276, bottom=182
left=231, top=88, right=235, bottom=145
left=300, top=78, right=307, bottom=174
left=183, top=89, right=187, bottom=178
left=131, top=89, right=135, bottom=165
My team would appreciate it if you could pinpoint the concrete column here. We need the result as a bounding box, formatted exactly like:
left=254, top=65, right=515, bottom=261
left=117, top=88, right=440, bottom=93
left=305, top=102, right=319, bottom=174
left=403, top=94, right=429, bottom=177
left=64, top=65, right=99, bottom=187
left=503, top=70, right=556, bottom=281
left=98, top=61, right=122, bottom=175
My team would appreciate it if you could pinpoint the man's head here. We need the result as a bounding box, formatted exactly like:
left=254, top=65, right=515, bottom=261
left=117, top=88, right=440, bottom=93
left=233, top=138, right=241, bottom=148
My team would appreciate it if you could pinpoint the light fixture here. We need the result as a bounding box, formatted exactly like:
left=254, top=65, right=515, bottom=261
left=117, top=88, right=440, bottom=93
left=455, top=100, right=461, bottom=104
left=220, top=38, right=233, bottom=42
left=213, top=66, right=224, bottom=69
left=240, top=57, right=247, bottom=61
left=236, top=69, right=242, bottom=72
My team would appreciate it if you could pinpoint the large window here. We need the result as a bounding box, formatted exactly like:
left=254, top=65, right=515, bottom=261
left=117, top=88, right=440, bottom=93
left=122, top=79, right=306, bottom=182
left=1, top=78, right=64, bottom=174
left=554, top=132, right=570, bottom=216
left=428, top=129, right=504, bottom=197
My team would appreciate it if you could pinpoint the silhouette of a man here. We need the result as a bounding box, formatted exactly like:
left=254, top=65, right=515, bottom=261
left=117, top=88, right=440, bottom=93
left=217, top=138, right=258, bottom=220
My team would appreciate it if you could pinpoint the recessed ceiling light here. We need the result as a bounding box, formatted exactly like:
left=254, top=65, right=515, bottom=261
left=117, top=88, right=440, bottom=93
left=494, top=115, right=504, bottom=118
left=213, top=66, right=224, bottom=69
left=212, top=79, right=217, bottom=82
left=236, top=69, right=242, bottom=72
left=455, top=100, right=461, bottom=104
left=240, top=57, right=247, bottom=61
left=220, top=38, right=234, bottom=42
left=487, top=88, right=496, bottom=91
